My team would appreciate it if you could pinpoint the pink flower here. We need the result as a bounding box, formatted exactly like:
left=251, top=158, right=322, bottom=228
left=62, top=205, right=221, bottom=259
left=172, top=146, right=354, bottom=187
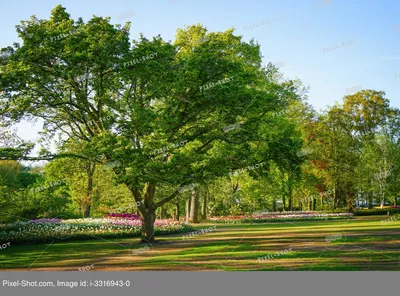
left=107, top=213, right=141, bottom=220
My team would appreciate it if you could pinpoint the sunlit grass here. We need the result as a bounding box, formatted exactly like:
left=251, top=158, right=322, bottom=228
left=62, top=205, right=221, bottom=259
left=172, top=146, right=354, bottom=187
left=0, top=216, right=399, bottom=270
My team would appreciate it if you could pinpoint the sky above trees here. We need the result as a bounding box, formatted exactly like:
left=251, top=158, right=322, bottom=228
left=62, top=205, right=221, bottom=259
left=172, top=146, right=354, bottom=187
left=0, top=0, right=399, bottom=154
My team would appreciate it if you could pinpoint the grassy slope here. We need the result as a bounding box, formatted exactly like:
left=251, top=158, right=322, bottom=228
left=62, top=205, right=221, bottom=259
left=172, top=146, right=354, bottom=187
left=0, top=216, right=399, bottom=271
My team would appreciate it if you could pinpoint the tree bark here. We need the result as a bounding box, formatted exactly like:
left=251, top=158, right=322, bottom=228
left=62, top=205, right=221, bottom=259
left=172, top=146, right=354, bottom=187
left=190, top=190, right=199, bottom=223
left=185, top=197, right=191, bottom=222
left=282, top=187, right=286, bottom=211
left=133, top=183, right=157, bottom=244
left=312, top=197, right=316, bottom=210
left=141, top=209, right=156, bottom=244
left=201, top=194, right=207, bottom=220
left=83, top=205, right=91, bottom=218
left=83, top=162, right=96, bottom=218
left=175, top=203, right=180, bottom=221
left=347, top=199, right=355, bottom=213
left=288, top=181, right=293, bottom=211
left=368, top=192, right=373, bottom=209
left=281, top=170, right=286, bottom=211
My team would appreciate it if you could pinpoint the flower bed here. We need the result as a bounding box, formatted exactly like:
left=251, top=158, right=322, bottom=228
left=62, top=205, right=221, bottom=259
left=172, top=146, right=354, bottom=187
left=108, top=213, right=141, bottom=220
left=208, top=216, right=246, bottom=224
left=30, top=218, right=62, bottom=223
left=208, top=212, right=353, bottom=224
left=0, top=218, right=192, bottom=245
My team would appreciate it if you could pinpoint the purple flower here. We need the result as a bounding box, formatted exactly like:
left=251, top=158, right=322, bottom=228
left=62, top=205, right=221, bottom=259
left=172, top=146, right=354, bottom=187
left=108, top=213, right=141, bottom=220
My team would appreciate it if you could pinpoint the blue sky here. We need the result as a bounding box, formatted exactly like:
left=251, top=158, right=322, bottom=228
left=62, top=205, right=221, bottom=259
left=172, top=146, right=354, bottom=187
left=1, top=0, right=399, bottom=149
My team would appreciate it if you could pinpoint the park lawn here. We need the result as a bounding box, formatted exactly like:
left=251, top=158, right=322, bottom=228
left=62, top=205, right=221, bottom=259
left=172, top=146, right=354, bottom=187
left=0, top=216, right=399, bottom=271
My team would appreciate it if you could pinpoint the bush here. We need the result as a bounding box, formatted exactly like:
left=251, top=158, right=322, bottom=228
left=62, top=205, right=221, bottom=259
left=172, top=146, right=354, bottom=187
left=354, top=208, right=400, bottom=216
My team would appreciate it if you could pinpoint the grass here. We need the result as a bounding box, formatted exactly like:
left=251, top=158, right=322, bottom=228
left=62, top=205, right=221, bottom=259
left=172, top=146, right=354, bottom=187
left=0, top=216, right=399, bottom=271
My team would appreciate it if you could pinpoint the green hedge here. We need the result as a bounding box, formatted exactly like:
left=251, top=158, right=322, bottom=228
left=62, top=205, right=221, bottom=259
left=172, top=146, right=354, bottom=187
left=354, top=208, right=400, bottom=216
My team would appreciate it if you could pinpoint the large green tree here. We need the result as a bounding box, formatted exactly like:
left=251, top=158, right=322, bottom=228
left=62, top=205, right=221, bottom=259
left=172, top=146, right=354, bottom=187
left=0, top=6, right=302, bottom=242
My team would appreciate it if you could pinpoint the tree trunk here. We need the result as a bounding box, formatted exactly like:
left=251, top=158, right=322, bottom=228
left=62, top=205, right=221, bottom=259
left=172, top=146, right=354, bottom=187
left=185, top=197, right=191, bottom=222
left=201, top=194, right=207, bottom=220
left=83, top=205, right=91, bottom=218
left=141, top=209, right=156, bottom=244
left=159, top=205, right=164, bottom=219
left=368, top=192, right=373, bottom=209
left=175, top=203, right=180, bottom=221
left=83, top=162, right=96, bottom=218
left=288, top=181, right=293, bottom=211
left=134, top=183, right=157, bottom=244
left=312, top=197, right=316, bottom=210
left=334, top=184, right=339, bottom=209
left=190, top=190, right=199, bottom=223
left=282, top=186, right=286, bottom=211
left=281, top=170, right=286, bottom=211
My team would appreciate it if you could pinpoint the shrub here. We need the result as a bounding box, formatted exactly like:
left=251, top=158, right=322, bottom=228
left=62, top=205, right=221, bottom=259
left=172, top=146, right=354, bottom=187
left=354, top=208, right=400, bottom=216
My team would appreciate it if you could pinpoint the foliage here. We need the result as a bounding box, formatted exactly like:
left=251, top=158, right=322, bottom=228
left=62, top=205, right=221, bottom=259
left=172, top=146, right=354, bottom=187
left=0, top=5, right=399, bottom=238
left=354, top=208, right=400, bottom=216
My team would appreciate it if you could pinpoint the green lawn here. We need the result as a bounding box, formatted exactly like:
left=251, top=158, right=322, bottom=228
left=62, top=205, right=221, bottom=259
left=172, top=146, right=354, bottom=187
left=1, top=216, right=399, bottom=271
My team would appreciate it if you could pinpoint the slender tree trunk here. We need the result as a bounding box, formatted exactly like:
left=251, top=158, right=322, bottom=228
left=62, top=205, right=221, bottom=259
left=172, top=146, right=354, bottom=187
left=280, top=170, right=286, bottom=211
left=83, top=162, right=96, bottom=218
left=201, top=194, right=207, bottom=220
left=333, top=188, right=338, bottom=209
left=334, top=183, right=339, bottom=209
left=84, top=205, right=91, bottom=218
left=190, top=190, right=199, bottom=223
left=368, top=192, right=373, bottom=209
left=288, top=181, right=293, bottom=211
left=175, top=203, right=180, bottom=221
left=308, top=199, right=311, bottom=211
left=282, top=185, right=286, bottom=211
left=185, top=197, right=191, bottom=222
left=159, top=205, right=164, bottom=219
left=312, top=197, right=316, bottom=210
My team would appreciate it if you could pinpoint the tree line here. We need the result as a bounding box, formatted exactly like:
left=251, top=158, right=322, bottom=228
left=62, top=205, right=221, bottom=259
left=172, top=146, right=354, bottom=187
left=1, top=5, right=399, bottom=242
